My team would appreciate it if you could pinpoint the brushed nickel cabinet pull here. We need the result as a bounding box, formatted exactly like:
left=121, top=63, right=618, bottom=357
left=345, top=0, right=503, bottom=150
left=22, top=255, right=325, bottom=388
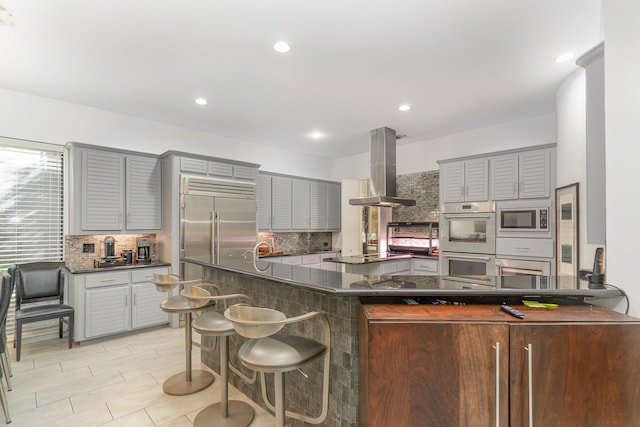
left=493, top=341, right=500, bottom=427
left=525, top=343, right=533, bottom=427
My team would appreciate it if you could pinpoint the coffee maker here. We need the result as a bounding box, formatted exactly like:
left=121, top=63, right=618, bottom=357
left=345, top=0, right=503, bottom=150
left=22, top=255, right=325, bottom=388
left=103, top=236, right=116, bottom=258
left=136, top=237, right=151, bottom=264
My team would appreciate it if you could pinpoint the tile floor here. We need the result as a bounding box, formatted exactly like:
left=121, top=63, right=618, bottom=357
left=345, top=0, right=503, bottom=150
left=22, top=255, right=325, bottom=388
left=4, top=326, right=275, bottom=426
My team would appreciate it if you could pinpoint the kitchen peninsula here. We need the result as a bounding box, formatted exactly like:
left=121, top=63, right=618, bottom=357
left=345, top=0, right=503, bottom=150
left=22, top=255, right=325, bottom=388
left=184, top=255, right=639, bottom=427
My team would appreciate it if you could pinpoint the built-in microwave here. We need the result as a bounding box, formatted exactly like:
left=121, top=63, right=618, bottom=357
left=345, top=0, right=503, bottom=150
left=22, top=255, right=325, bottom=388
left=496, top=200, right=552, bottom=239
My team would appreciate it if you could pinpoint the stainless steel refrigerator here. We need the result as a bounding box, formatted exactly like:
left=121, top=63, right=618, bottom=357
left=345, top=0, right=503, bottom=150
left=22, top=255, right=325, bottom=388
left=179, top=175, right=257, bottom=281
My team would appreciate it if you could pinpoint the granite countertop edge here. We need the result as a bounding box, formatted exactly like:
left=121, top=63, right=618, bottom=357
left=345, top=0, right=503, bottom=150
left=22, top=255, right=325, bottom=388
left=67, top=261, right=172, bottom=274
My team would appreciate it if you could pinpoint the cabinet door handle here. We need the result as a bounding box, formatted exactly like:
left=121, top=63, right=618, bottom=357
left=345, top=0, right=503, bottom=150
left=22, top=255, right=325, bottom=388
left=493, top=341, right=500, bottom=427
left=100, top=278, right=116, bottom=282
left=525, top=343, right=533, bottom=427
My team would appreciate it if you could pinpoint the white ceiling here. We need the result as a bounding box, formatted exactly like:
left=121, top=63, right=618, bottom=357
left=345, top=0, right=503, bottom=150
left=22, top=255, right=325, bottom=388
left=0, top=0, right=602, bottom=159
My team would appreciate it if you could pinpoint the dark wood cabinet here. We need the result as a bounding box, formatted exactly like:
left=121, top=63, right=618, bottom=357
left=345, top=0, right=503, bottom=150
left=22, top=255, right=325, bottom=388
left=360, top=304, right=640, bottom=427
left=509, top=323, right=640, bottom=427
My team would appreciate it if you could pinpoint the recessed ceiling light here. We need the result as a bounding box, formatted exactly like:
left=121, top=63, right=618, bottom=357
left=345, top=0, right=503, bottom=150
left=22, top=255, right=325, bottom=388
left=308, top=131, right=326, bottom=140
left=398, top=104, right=411, bottom=112
left=273, top=41, right=291, bottom=53
left=194, top=98, right=207, bottom=106
left=555, top=52, right=575, bottom=63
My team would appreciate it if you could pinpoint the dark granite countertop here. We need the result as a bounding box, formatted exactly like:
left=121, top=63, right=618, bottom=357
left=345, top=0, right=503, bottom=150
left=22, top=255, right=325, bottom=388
left=67, top=261, right=172, bottom=274
left=258, top=250, right=340, bottom=258
left=182, top=255, right=623, bottom=302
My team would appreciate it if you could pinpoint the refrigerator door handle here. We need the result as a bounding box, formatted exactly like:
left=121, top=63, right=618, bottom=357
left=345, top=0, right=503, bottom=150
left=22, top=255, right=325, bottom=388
left=212, top=211, right=220, bottom=264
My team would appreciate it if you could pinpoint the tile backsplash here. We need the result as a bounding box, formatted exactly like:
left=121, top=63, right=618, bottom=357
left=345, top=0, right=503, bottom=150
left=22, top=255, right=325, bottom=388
left=65, top=234, right=157, bottom=271
left=392, top=170, right=440, bottom=222
left=258, top=232, right=333, bottom=254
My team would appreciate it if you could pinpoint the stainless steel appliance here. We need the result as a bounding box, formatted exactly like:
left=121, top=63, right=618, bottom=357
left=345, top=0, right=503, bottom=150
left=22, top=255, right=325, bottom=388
left=136, top=237, right=151, bottom=264
left=103, top=236, right=116, bottom=258
left=180, top=175, right=257, bottom=281
left=94, top=236, right=129, bottom=268
left=495, top=258, right=552, bottom=289
left=496, top=199, right=552, bottom=238
left=387, top=221, right=439, bottom=255
left=349, top=127, right=416, bottom=207
left=440, top=251, right=496, bottom=287
left=440, top=202, right=496, bottom=254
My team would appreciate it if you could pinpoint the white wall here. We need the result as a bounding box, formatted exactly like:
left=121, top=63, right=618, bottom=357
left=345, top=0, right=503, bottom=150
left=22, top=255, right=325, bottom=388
left=0, top=88, right=333, bottom=180
left=555, top=69, right=602, bottom=276
left=331, top=114, right=557, bottom=180
left=603, top=0, right=640, bottom=316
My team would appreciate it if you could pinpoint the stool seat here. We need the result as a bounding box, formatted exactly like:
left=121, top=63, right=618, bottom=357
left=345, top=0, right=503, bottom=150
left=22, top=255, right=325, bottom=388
left=160, top=295, right=211, bottom=313
left=239, top=335, right=326, bottom=373
left=192, top=310, right=234, bottom=336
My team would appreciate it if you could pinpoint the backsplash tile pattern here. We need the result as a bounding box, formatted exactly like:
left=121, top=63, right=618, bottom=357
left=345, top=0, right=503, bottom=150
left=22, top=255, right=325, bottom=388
left=393, top=170, right=440, bottom=222
left=64, top=234, right=157, bottom=271
left=258, top=232, right=333, bottom=253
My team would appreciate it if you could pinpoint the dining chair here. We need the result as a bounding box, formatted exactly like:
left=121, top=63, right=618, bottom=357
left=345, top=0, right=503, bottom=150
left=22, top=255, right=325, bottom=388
left=0, top=274, right=12, bottom=423
left=9, top=262, right=74, bottom=361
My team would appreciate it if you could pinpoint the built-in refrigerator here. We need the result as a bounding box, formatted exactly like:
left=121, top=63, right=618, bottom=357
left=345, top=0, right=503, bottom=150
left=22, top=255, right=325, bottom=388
left=179, top=175, right=257, bottom=281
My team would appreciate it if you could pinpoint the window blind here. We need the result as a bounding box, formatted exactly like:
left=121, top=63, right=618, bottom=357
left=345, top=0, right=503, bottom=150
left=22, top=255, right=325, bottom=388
left=0, top=142, right=64, bottom=334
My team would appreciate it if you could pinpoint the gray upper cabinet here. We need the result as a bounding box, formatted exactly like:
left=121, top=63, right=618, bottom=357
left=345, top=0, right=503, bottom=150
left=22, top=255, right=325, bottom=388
left=258, top=172, right=341, bottom=232
left=257, top=174, right=273, bottom=230
left=325, top=182, right=341, bottom=231
left=441, top=159, right=489, bottom=203
left=126, top=155, right=162, bottom=230
left=180, top=156, right=258, bottom=180
left=67, top=144, right=162, bottom=234
left=258, top=174, right=293, bottom=231
left=271, top=176, right=293, bottom=230
left=81, top=149, right=125, bottom=231
left=490, top=149, right=551, bottom=200
left=292, top=179, right=312, bottom=230
left=309, top=181, right=327, bottom=230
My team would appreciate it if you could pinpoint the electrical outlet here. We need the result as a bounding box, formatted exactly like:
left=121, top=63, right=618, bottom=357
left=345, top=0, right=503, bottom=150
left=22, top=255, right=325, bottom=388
left=83, top=243, right=95, bottom=253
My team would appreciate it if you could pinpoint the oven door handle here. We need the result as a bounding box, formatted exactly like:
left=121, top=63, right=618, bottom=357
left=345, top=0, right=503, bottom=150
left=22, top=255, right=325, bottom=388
left=443, top=214, right=493, bottom=219
left=443, top=254, right=492, bottom=262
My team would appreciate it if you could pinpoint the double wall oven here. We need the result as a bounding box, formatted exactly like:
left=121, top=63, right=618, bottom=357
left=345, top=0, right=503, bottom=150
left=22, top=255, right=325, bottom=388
left=440, top=202, right=497, bottom=287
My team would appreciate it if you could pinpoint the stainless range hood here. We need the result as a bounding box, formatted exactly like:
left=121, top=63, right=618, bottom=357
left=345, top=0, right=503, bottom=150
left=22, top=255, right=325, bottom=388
left=349, top=127, right=416, bottom=207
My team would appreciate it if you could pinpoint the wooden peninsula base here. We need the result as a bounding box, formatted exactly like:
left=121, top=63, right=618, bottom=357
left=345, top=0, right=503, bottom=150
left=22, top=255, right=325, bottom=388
left=360, top=304, right=640, bottom=427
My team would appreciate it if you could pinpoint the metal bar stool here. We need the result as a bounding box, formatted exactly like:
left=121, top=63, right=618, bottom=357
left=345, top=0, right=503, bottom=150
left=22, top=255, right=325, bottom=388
left=224, top=304, right=331, bottom=427
left=181, top=284, right=258, bottom=427
left=150, top=274, right=215, bottom=395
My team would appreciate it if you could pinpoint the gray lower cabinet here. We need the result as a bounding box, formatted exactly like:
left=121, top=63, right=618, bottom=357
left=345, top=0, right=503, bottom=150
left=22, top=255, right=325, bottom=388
left=70, top=266, right=170, bottom=341
left=66, top=143, right=162, bottom=234
left=345, top=259, right=411, bottom=275
left=411, top=258, right=439, bottom=276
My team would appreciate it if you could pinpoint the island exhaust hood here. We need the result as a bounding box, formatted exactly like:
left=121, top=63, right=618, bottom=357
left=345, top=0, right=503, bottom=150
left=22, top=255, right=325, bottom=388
left=349, top=127, right=416, bottom=207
